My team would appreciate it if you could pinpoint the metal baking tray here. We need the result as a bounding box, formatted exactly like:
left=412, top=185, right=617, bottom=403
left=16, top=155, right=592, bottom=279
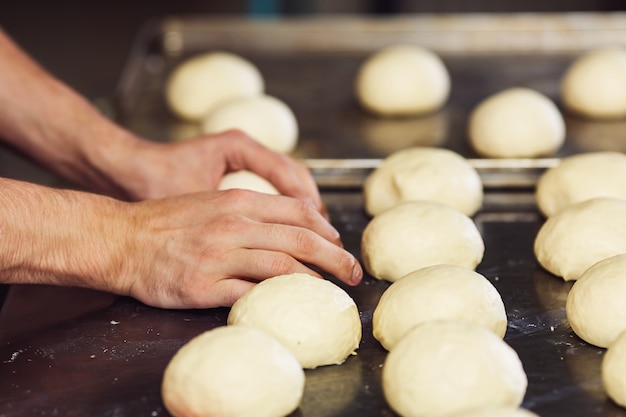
left=3, top=13, right=626, bottom=417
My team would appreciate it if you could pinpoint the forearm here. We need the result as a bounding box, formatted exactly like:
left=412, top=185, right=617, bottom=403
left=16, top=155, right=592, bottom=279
left=0, top=177, right=132, bottom=294
left=0, top=28, right=144, bottom=198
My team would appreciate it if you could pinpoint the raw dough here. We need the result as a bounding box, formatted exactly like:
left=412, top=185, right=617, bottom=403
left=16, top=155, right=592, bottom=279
left=363, top=147, right=483, bottom=217
left=449, top=408, right=539, bottom=417
left=566, top=253, right=626, bottom=348
left=561, top=47, right=626, bottom=119
left=602, top=328, right=626, bottom=408
left=534, top=197, right=626, bottom=281
left=373, top=264, right=507, bottom=351
left=165, top=51, right=264, bottom=121
left=201, top=94, right=298, bottom=154
left=218, top=170, right=279, bottom=195
left=382, top=321, right=527, bottom=417
left=227, top=273, right=361, bottom=369
left=536, top=151, right=626, bottom=217
left=355, top=45, right=450, bottom=116
left=161, top=325, right=304, bottom=417
left=468, top=88, right=565, bottom=158
left=361, top=201, right=484, bottom=282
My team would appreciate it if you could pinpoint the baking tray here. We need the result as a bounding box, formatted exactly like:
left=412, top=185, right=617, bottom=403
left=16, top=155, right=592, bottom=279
left=3, top=13, right=626, bottom=417
left=114, top=13, right=626, bottom=167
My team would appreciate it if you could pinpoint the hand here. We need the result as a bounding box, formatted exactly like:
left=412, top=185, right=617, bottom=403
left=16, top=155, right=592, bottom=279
left=105, top=129, right=329, bottom=217
left=118, top=189, right=363, bottom=309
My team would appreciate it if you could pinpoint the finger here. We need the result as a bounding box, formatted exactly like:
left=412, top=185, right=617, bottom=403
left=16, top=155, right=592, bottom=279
left=208, top=278, right=257, bottom=307
left=233, top=222, right=362, bottom=286
left=220, top=189, right=342, bottom=247
left=223, top=248, right=323, bottom=282
left=223, top=130, right=326, bottom=214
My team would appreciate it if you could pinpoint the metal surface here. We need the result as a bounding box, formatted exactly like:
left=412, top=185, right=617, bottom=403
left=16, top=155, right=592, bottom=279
left=3, top=13, right=626, bottom=417
left=0, top=190, right=622, bottom=417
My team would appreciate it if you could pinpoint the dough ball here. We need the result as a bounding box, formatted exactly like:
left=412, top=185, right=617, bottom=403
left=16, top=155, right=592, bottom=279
left=201, top=95, right=298, bottom=153
left=602, top=329, right=626, bottom=408
left=561, top=47, right=626, bottom=119
left=373, top=264, right=507, bottom=351
left=468, top=87, right=565, bottom=158
left=227, top=273, right=361, bottom=369
left=355, top=45, right=450, bottom=117
left=536, top=151, right=626, bottom=217
left=361, top=201, right=485, bottom=282
left=218, top=170, right=279, bottom=195
left=382, top=321, right=527, bottom=417
left=566, top=253, right=626, bottom=348
left=449, top=408, right=539, bottom=417
left=534, top=197, right=626, bottom=281
left=165, top=52, right=264, bottom=121
left=363, top=147, right=483, bottom=217
left=162, top=325, right=304, bottom=417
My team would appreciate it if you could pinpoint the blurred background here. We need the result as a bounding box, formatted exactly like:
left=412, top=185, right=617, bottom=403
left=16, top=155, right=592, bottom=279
left=0, top=0, right=623, bottom=100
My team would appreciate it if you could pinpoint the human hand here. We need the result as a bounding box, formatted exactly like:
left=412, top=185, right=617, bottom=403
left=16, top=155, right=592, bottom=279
left=105, top=129, right=328, bottom=217
left=117, top=189, right=362, bottom=309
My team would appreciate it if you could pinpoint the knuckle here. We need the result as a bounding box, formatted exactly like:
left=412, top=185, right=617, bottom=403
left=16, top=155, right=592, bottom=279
left=267, top=254, right=296, bottom=276
left=291, top=229, right=317, bottom=255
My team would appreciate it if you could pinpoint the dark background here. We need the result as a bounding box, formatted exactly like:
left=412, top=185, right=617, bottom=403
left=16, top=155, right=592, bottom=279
left=0, top=0, right=623, bottom=101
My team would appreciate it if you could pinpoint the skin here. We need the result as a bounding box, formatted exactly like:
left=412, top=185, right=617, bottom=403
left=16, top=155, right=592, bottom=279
left=0, top=29, right=362, bottom=308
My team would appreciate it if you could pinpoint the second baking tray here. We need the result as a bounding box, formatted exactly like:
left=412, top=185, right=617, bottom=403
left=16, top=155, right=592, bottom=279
left=114, top=12, right=626, bottom=168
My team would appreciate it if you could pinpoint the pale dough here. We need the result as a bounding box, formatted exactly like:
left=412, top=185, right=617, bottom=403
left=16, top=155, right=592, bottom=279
left=534, top=197, right=626, bottom=281
left=536, top=151, right=626, bottom=217
left=361, top=201, right=485, bottom=282
left=561, top=47, right=626, bottom=119
left=373, top=264, right=507, bottom=351
left=201, top=94, right=298, bottom=154
left=218, top=170, right=279, bottom=195
left=602, top=329, right=626, bottom=408
left=382, top=321, right=527, bottom=417
left=165, top=51, right=264, bottom=121
left=227, top=273, right=361, bottom=369
left=355, top=45, right=450, bottom=116
left=161, top=325, right=304, bottom=417
left=363, top=147, right=483, bottom=217
left=468, top=87, right=565, bottom=158
left=566, top=254, right=626, bottom=348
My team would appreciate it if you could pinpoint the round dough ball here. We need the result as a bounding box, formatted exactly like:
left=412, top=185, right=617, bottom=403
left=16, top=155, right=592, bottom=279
left=355, top=45, right=450, bottom=116
left=165, top=52, right=264, bottom=121
left=162, top=325, right=304, bottom=417
left=362, top=201, right=484, bottom=282
left=602, top=329, right=626, bottom=407
left=201, top=95, right=298, bottom=153
left=561, top=47, right=626, bottom=119
left=382, top=321, right=527, bottom=417
left=218, top=170, right=279, bottom=195
left=468, top=88, right=565, bottom=158
left=536, top=151, right=626, bottom=217
left=373, top=264, right=507, bottom=351
left=534, top=197, right=626, bottom=281
left=227, top=273, right=361, bottom=369
left=566, top=254, right=626, bottom=348
left=449, top=408, right=539, bottom=417
left=363, top=147, right=483, bottom=217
